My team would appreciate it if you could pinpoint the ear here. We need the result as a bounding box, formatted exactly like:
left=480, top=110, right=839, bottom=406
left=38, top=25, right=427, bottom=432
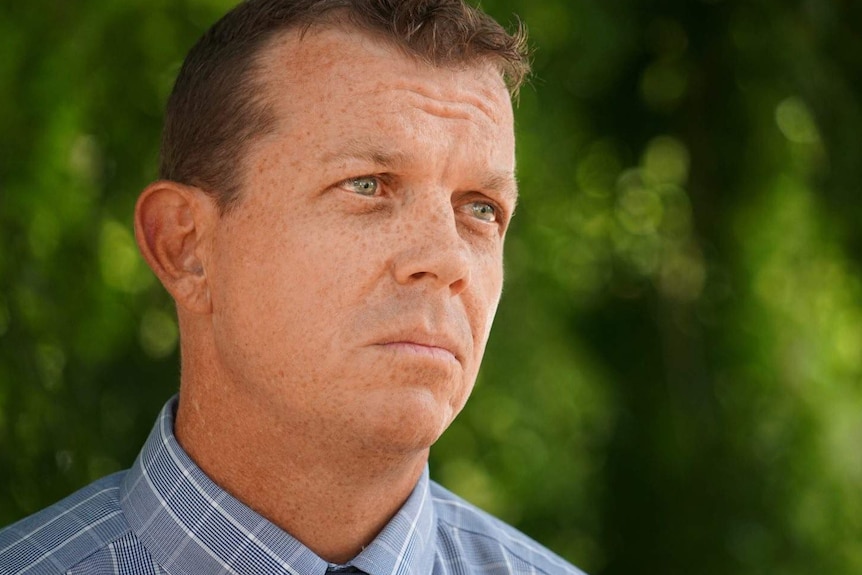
left=134, top=180, right=218, bottom=315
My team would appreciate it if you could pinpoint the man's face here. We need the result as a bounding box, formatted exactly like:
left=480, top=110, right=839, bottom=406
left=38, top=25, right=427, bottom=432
left=203, top=27, right=516, bottom=454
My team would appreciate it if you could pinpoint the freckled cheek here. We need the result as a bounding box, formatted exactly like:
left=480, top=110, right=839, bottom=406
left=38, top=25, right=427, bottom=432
left=466, top=277, right=502, bottom=346
left=213, top=216, right=304, bottom=311
left=327, top=218, right=396, bottom=267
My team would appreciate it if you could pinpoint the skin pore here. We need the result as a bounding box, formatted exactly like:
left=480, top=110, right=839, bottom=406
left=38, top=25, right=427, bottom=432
left=135, top=25, right=516, bottom=563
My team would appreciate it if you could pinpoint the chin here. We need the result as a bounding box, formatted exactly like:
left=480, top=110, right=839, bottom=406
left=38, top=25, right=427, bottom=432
left=356, top=388, right=465, bottom=455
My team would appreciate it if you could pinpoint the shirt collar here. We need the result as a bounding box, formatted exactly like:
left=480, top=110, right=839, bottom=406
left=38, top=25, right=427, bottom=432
left=120, top=396, right=437, bottom=575
left=350, top=458, right=437, bottom=575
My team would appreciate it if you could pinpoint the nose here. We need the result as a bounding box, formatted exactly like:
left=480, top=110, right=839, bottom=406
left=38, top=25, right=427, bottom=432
left=391, top=204, right=471, bottom=296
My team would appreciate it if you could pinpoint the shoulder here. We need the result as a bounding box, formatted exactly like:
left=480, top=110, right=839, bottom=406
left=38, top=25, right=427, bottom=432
left=430, top=481, right=588, bottom=575
left=0, top=472, right=132, bottom=575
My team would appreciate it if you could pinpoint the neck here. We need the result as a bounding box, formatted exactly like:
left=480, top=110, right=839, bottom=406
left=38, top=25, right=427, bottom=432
left=174, top=365, right=429, bottom=564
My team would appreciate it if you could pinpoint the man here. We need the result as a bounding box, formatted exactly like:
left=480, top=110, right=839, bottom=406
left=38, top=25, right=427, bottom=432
left=0, top=1, right=585, bottom=573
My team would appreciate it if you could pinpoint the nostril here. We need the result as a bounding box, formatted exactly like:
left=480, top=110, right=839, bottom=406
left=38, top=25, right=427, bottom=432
left=448, top=275, right=470, bottom=297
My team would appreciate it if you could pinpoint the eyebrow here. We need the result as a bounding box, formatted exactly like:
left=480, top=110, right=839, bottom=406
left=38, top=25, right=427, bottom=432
left=322, top=141, right=410, bottom=169
left=323, top=140, right=519, bottom=205
left=481, top=170, right=520, bottom=207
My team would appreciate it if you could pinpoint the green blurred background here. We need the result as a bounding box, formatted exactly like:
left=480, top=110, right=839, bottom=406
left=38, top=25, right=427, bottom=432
left=2, top=1, right=862, bottom=573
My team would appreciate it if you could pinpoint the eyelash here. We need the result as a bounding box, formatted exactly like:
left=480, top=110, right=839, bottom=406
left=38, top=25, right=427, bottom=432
left=336, top=175, right=506, bottom=226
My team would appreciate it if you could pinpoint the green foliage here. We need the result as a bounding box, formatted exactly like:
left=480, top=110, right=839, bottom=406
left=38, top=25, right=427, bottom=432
left=2, top=1, right=861, bottom=573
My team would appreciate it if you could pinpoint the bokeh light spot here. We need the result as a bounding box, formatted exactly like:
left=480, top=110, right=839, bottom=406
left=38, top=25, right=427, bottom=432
left=775, top=97, right=820, bottom=144
left=99, top=220, right=153, bottom=294
left=642, top=136, right=690, bottom=186
left=139, top=308, right=178, bottom=359
left=36, top=344, right=65, bottom=391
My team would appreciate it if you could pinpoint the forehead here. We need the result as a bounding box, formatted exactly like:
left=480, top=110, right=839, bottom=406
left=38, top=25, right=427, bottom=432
left=255, top=25, right=514, bottom=127
left=244, top=26, right=517, bottom=200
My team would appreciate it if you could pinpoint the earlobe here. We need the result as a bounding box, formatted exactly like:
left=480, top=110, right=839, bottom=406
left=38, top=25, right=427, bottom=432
left=134, top=180, right=217, bottom=315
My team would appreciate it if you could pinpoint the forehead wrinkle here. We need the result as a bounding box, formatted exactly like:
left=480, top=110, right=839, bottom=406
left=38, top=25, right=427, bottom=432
left=388, top=83, right=508, bottom=126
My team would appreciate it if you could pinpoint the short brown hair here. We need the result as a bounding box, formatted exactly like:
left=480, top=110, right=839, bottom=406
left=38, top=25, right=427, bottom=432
left=159, top=0, right=530, bottom=211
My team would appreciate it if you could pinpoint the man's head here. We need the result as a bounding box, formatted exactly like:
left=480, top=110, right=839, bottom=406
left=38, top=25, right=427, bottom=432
left=159, top=0, right=529, bottom=211
left=136, top=0, right=529, bottom=459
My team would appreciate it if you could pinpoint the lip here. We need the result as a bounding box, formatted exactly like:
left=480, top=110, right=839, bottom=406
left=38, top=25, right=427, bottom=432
left=374, top=331, right=464, bottom=365
left=378, top=342, right=459, bottom=364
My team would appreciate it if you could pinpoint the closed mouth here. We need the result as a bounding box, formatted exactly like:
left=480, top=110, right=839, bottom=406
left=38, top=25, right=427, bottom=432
left=377, top=341, right=459, bottom=363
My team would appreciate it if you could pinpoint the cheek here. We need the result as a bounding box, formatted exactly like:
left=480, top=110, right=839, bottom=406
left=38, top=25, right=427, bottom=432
left=208, top=217, right=312, bottom=351
left=212, top=211, right=388, bottom=345
left=462, top=277, right=503, bottom=380
left=475, top=253, right=505, bottom=328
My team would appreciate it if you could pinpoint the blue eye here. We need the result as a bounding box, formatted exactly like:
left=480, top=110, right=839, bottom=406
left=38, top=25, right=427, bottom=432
left=470, top=202, right=497, bottom=222
left=348, top=176, right=379, bottom=196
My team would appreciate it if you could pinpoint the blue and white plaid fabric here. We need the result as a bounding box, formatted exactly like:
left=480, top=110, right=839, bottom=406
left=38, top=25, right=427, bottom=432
left=0, top=397, right=585, bottom=575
